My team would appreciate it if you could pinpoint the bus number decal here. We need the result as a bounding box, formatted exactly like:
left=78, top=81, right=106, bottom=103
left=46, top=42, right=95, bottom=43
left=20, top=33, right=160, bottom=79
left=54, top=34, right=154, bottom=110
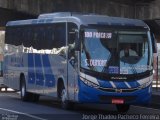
left=85, top=59, right=107, bottom=66
left=85, top=32, right=112, bottom=39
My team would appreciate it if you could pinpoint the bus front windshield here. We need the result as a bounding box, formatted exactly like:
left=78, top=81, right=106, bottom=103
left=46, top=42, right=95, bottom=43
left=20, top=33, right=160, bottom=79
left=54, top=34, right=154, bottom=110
left=81, top=28, right=151, bottom=75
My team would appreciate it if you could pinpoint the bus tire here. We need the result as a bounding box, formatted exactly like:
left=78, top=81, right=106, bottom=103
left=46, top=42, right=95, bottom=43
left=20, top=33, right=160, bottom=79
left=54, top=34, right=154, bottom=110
left=116, top=104, right=130, bottom=113
left=31, top=94, right=40, bottom=102
left=20, top=76, right=30, bottom=101
left=59, top=83, right=73, bottom=110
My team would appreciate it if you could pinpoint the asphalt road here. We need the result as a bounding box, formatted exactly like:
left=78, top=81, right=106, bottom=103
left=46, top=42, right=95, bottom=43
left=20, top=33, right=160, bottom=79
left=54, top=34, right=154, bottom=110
left=0, top=92, right=159, bottom=120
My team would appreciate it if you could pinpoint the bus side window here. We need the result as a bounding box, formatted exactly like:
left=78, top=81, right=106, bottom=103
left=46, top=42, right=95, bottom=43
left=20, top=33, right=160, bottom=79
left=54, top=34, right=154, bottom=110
left=54, top=23, right=66, bottom=48
left=45, top=26, right=54, bottom=50
left=53, top=23, right=66, bottom=56
left=37, top=27, right=45, bottom=50
left=31, top=27, right=39, bottom=50
left=68, top=23, right=77, bottom=44
left=15, top=27, right=21, bottom=46
left=22, top=27, right=30, bottom=48
left=68, top=23, right=78, bottom=66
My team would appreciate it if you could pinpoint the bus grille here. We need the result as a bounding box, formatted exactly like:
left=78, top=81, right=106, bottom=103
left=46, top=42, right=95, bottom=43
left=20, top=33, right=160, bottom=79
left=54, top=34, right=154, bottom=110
left=98, top=87, right=140, bottom=93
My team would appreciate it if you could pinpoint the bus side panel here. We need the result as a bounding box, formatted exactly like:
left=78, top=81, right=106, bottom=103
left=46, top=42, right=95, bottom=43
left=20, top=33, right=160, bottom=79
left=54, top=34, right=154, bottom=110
left=43, top=54, right=55, bottom=87
left=43, top=54, right=57, bottom=96
left=28, top=53, right=36, bottom=84
left=3, top=45, right=24, bottom=90
left=44, top=54, right=67, bottom=97
left=35, top=54, right=44, bottom=86
left=26, top=53, right=37, bottom=93
left=26, top=53, right=67, bottom=97
left=26, top=53, right=44, bottom=94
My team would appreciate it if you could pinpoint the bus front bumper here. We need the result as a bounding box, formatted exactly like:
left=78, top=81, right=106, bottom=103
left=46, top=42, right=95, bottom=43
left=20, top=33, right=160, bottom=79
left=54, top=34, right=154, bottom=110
left=78, top=80, right=152, bottom=105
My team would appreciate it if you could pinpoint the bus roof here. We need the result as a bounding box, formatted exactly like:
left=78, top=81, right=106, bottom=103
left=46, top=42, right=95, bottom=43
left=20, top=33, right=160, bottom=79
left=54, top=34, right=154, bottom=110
left=6, top=12, right=148, bottom=28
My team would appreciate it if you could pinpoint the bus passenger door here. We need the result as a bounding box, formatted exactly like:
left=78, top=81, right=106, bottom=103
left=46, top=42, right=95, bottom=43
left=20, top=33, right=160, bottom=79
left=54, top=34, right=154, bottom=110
left=67, top=23, right=78, bottom=101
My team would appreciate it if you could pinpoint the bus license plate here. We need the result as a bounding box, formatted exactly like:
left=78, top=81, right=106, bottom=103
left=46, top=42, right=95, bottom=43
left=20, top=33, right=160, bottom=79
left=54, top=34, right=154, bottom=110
left=112, top=99, right=124, bottom=104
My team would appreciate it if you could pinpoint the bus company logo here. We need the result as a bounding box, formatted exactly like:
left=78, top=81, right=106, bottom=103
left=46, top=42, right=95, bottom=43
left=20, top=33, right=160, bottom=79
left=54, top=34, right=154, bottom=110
left=115, top=89, right=122, bottom=93
left=111, top=77, right=127, bottom=80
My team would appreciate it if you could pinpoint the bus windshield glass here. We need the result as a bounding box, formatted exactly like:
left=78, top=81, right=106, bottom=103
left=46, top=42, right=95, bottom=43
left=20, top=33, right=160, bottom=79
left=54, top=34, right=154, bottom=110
left=81, top=28, right=151, bottom=75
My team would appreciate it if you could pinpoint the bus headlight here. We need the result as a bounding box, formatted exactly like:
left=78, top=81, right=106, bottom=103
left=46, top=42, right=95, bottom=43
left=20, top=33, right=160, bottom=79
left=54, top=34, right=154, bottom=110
left=80, top=77, right=99, bottom=88
left=140, top=81, right=151, bottom=89
left=153, top=69, right=155, bottom=74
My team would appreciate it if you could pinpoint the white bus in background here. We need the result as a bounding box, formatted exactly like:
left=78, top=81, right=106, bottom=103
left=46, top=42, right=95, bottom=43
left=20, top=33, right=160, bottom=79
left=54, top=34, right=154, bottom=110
left=157, top=43, right=160, bottom=87
left=0, top=31, right=4, bottom=88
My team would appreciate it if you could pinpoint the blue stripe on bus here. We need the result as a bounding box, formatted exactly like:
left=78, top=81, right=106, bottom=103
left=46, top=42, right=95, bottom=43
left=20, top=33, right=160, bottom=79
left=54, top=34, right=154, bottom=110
left=99, top=80, right=141, bottom=89
left=113, top=81, right=128, bottom=89
left=97, top=77, right=141, bottom=89
left=28, top=53, right=35, bottom=84
left=42, top=54, right=55, bottom=87
left=97, top=80, right=113, bottom=88
left=35, top=54, right=44, bottom=86
left=127, top=81, right=140, bottom=88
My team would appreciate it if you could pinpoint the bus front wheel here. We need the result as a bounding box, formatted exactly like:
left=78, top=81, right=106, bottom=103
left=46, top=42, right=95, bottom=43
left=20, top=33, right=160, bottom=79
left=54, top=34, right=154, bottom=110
left=116, top=104, right=130, bottom=113
left=59, top=84, right=73, bottom=109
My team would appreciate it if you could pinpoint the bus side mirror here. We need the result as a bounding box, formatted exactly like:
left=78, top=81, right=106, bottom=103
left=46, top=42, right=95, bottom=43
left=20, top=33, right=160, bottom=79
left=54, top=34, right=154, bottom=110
left=150, top=33, right=157, bottom=53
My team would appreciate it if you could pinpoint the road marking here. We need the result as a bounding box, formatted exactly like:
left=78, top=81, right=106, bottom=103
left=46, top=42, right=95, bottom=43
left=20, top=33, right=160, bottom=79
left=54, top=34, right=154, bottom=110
left=0, top=93, right=19, bottom=98
left=0, top=107, right=47, bottom=120
left=133, top=105, right=160, bottom=111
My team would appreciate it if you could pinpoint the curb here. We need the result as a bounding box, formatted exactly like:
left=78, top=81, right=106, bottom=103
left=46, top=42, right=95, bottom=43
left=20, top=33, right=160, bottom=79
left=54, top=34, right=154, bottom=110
left=148, top=93, right=160, bottom=109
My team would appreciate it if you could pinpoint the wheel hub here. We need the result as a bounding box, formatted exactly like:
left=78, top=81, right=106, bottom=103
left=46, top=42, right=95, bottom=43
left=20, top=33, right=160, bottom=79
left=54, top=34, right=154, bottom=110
left=21, top=84, right=25, bottom=97
left=61, top=89, right=67, bottom=103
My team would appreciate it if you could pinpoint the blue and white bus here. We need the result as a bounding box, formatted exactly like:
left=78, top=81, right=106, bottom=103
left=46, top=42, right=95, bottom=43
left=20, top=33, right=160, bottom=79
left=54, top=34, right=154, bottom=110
left=4, top=12, right=153, bottom=112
